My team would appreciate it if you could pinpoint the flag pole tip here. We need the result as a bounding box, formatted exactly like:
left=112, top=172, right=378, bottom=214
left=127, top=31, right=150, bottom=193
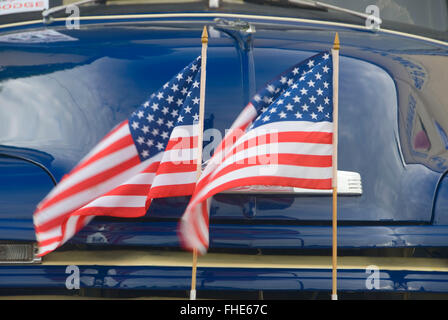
left=201, top=26, right=209, bottom=43
left=333, top=32, right=340, bottom=50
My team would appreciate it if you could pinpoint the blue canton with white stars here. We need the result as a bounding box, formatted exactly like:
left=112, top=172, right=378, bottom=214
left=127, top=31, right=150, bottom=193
left=249, top=52, right=333, bottom=130
left=128, top=57, right=202, bottom=161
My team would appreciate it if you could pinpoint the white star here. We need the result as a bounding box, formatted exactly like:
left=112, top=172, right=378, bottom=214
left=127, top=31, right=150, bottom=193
left=186, top=76, right=193, bottom=83
left=190, top=64, right=198, bottom=72
left=292, top=67, right=299, bottom=75
left=300, top=88, right=308, bottom=95
left=324, top=97, right=330, bottom=104
left=295, top=112, right=302, bottom=118
left=151, top=103, right=159, bottom=111
left=184, top=105, right=192, bottom=113
left=277, top=99, right=284, bottom=105
left=176, top=98, right=183, bottom=106
left=325, top=113, right=330, bottom=118
left=323, top=53, right=330, bottom=60
left=193, top=113, right=199, bottom=121
left=284, top=91, right=291, bottom=97
left=192, top=81, right=200, bottom=88
left=307, top=60, right=314, bottom=68
left=317, top=105, right=324, bottom=112
left=291, top=83, right=298, bottom=89
left=287, top=78, right=293, bottom=85
left=254, top=95, right=261, bottom=102
left=163, top=82, right=169, bottom=89
left=261, top=107, right=268, bottom=113
left=137, top=136, right=145, bottom=144
left=178, top=115, right=184, bottom=123
left=166, top=121, right=174, bottom=128
left=171, top=109, right=178, bottom=117
left=171, top=84, right=179, bottom=92
left=316, top=88, right=323, bottom=96
left=161, top=131, right=169, bottom=139
left=131, top=121, right=139, bottom=130
left=307, top=80, right=315, bottom=87
left=309, top=96, right=316, bottom=104
left=146, top=139, right=153, bottom=147
left=151, top=128, right=159, bottom=136
left=323, top=81, right=329, bottom=88
left=136, top=110, right=144, bottom=119
left=143, top=101, right=150, bottom=108
left=156, top=118, right=164, bottom=126
left=156, top=142, right=164, bottom=150
left=262, top=115, right=270, bottom=122
left=279, top=112, right=287, bottom=118
left=267, top=85, right=275, bottom=93
left=269, top=107, right=277, bottom=113
left=146, top=114, right=154, bottom=122
left=323, top=65, right=329, bottom=73
left=280, top=76, right=287, bottom=84
left=315, top=72, right=322, bottom=80
left=285, top=103, right=293, bottom=111
left=176, top=73, right=183, bottom=81
left=156, top=92, right=164, bottom=100
left=166, top=96, right=174, bottom=104
left=181, top=87, right=188, bottom=95
left=141, top=150, right=149, bottom=158
left=311, top=112, right=318, bottom=119
left=301, top=104, right=309, bottom=111
left=192, top=97, right=200, bottom=105
left=162, top=106, right=169, bottom=115
left=142, top=125, right=149, bottom=133
left=293, top=95, right=301, bottom=103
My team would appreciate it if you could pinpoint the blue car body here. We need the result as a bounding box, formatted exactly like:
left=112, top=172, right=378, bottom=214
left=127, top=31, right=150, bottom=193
left=1, top=7, right=448, bottom=296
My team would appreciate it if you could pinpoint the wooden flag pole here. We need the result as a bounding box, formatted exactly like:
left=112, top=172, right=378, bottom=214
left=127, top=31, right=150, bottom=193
left=331, top=32, right=340, bottom=301
left=190, top=25, right=208, bottom=301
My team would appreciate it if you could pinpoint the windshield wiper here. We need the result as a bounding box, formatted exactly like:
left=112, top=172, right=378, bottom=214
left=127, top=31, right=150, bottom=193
left=288, top=0, right=382, bottom=26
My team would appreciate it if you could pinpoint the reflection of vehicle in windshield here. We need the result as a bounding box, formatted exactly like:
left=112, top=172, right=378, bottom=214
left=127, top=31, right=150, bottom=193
left=1, top=0, right=448, bottom=299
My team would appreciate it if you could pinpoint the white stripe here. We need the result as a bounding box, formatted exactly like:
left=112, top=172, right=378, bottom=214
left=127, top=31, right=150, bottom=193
left=151, top=171, right=197, bottom=188
left=192, top=164, right=332, bottom=206
left=43, top=144, right=138, bottom=201
left=162, top=147, right=198, bottom=163
left=37, top=242, right=60, bottom=256
left=34, top=154, right=162, bottom=226
left=169, top=124, right=197, bottom=138
left=124, top=172, right=156, bottom=185
left=82, top=195, right=147, bottom=208
left=61, top=215, right=81, bottom=244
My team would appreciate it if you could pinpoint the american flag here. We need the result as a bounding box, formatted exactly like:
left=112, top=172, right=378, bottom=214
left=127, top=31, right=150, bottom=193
left=34, top=57, right=203, bottom=256
left=179, top=51, right=334, bottom=254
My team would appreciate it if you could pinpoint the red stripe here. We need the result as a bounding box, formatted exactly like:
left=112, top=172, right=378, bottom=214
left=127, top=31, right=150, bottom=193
left=38, top=155, right=141, bottom=212
left=191, top=202, right=208, bottom=249
left=142, top=161, right=160, bottom=173
left=37, top=236, right=61, bottom=248
left=156, top=162, right=197, bottom=174
left=75, top=206, right=148, bottom=218
left=149, top=183, right=196, bottom=199
left=165, top=136, right=197, bottom=150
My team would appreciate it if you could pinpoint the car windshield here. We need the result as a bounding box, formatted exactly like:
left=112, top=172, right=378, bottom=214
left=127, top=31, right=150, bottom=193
left=0, top=0, right=447, bottom=41
left=318, top=0, right=448, bottom=32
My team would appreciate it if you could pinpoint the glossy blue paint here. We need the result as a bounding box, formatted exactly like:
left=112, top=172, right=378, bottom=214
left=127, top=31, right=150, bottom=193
left=0, top=264, right=447, bottom=293
left=1, top=13, right=448, bottom=293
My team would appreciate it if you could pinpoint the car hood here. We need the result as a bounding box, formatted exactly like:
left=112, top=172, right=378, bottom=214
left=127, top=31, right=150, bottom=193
left=1, top=15, right=448, bottom=243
